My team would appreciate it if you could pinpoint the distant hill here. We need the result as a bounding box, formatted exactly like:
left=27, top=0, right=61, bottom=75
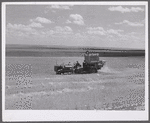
left=6, top=44, right=145, bottom=57
left=6, top=44, right=144, bottom=50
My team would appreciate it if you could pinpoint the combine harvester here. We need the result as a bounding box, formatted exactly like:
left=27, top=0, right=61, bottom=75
left=54, top=51, right=106, bottom=74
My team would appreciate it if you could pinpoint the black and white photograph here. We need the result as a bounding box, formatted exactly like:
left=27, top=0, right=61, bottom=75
left=2, top=1, right=148, bottom=121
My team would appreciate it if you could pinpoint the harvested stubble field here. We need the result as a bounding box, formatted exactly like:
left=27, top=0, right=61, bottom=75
left=5, top=56, right=145, bottom=110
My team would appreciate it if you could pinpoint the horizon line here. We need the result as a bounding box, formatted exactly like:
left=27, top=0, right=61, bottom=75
left=6, top=44, right=145, bottom=51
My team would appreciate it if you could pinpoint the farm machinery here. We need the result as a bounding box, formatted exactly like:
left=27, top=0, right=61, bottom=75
left=54, top=51, right=106, bottom=74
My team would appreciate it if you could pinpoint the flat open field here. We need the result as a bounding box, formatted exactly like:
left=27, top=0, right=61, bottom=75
left=5, top=56, right=145, bottom=110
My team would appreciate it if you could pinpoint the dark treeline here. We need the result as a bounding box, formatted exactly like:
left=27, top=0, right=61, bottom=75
left=6, top=50, right=145, bottom=57
left=6, top=44, right=145, bottom=57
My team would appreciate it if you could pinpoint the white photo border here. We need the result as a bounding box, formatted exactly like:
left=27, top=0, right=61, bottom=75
left=2, top=1, right=149, bottom=121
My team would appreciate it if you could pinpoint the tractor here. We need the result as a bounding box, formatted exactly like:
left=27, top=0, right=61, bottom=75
left=54, top=51, right=106, bottom=74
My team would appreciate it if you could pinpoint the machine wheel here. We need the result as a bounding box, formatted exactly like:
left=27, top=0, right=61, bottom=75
left=68, top=72, right=72, bottom=75
left=95, top=69, right=98, bottom=73
left=74, top=69, right=79, bottom=74
left=61, top=72, right=64, bottom=75
left=91, top=68, right=97, bottom=73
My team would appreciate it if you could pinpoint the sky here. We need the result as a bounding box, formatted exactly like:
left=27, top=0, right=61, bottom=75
left=6, top=3, right=146, bottom=49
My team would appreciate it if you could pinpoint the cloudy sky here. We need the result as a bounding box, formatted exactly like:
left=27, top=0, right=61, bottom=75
left=6, top=3, right=146, bottom=49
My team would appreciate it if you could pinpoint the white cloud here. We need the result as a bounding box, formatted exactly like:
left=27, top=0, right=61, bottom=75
left=66, top=20, right=71, bottom=24
left=130, top=7, right=145, bottom=12
left=70, top=14, right=83, bottom=20
left=43, top=30, right=54, bottom=36
left=130, top=32, right=137, bottom=35
left=105, top=31, right=145, bottom=49
left=54, top=26, right=73, bottom=34
left=87, top=27, right=106, bottom=35
left=7, top=21, right=44, bottom=31
left=49, top=5, right=73, bottom=10
left=64, top=26, right=73, bottom=32
left=119, top=32, right=141, bottom=42
left=7, top=22, right=73, bottom=38
left=6, top=23, right=39, bottom=37
left=29, top=22, right=43, bottom=28
left=87, top=27, right=123, bottom=36
left=45, top=5, right=73, bottom=13
left=30, top=17, right=53, bottom=24
left=41, top=26, right=73, bottom=36
left=66, top=14, right=85, bottom=25
left=108, top=6, right=144, bottom=13
left=115, top=20, right=144, bottom=27
left=107, top=29, right=124, bottom=36
left=7, top=23, right=34, bottom=31
left=7, top=20, right=45, bottom=35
